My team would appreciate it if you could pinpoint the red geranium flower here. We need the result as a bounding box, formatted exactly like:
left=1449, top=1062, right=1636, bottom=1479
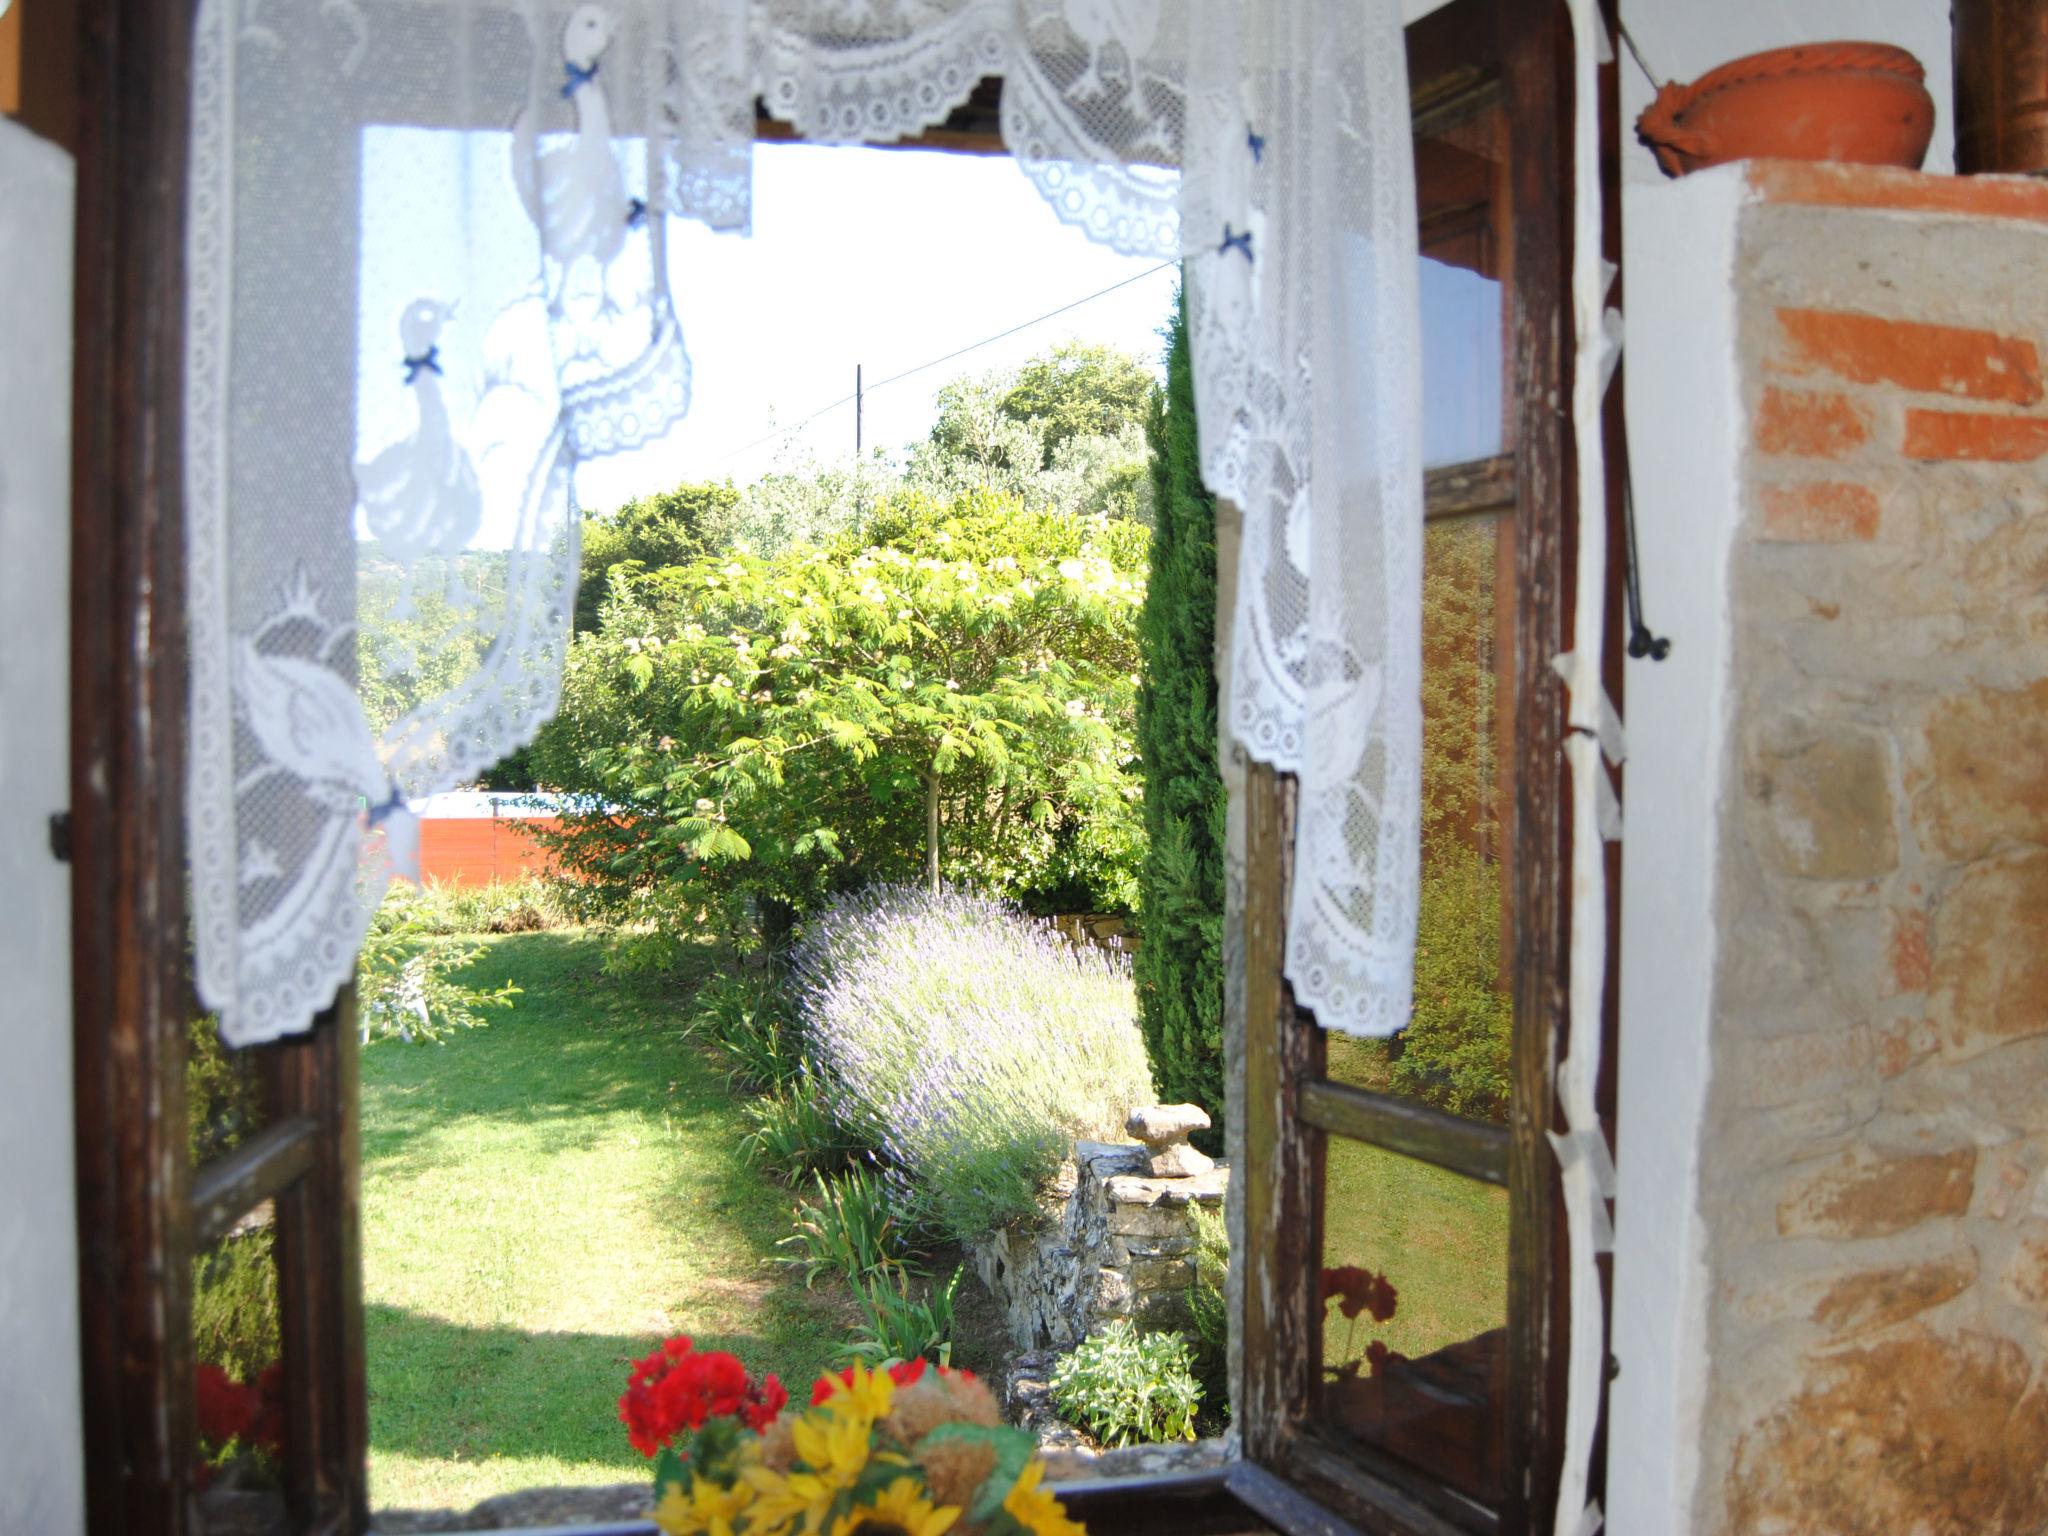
left=619, top=1336, right=788, bottom=1457
left=194, top=1364, right=252, bottom=1448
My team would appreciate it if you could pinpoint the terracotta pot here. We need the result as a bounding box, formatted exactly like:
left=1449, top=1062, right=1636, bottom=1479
left=1637, top=42, right=1936, bottom=178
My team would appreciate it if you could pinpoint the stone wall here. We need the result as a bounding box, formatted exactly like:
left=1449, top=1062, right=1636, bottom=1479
left=973, top=1121, right=1227, bottom=1352
left=1692, top=162, right=2048, bottom=1533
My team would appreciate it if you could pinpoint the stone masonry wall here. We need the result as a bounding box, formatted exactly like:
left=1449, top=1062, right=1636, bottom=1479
left=1693, top=163, right=2048, bottom=1534
left=973, top=1136, right=1227, bottom=1353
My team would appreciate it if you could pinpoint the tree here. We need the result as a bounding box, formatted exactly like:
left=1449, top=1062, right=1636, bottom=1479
left=1001, top=341, right=1161, bottom=466
left=528, top=491, right=1148, bottom=928
left=1132, top=288, right=1227, bottom=1127
left=576, top=481, right=739, bottom=633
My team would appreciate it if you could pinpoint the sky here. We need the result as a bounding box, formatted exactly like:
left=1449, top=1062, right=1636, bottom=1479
left=357, top=133, right=1500, bottom=536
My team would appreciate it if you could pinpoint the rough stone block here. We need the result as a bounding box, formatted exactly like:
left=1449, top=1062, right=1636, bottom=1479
left=1726, top=1327, right=2048, bottom=1534
left=1130, top=1255, right=1197, bottom=1292
left=1759, top=480, right=1882, bottom=542
left=1092, top=1267, right=1131, bottom=1312
left=1733, top=1025, right=1875, bottom=1111
left=1810, top=1253, right=1977, bottom=1339
left=1747, top=733, right=1899, bottom=880
left=1134, top=1290, right=1194, bottom=1330
left=1148, top=1143, right=1216, bottom=1178
left=1914, top=681, right=2048, bottom=861
left=1931, top=850, right=2048, bottom=1058
left=1126, top=1104, right=1212, bottom=1143
left=1773, top=306, right=2043, bottom=404
left=1105, top=1200, right=1187, bottom=1238
left=1776, top=1144, right=1977, bottom=1239
left=1121, top=1235, right=1196, bottom=1260
left=1074, top=1140, right=1148, bottom=1179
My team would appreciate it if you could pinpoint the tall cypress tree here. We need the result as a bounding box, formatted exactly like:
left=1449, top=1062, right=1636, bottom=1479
left=1134, top=287, right=1226, bottom=1126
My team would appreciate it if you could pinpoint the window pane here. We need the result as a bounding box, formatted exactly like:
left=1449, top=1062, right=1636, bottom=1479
left=1319, top=1140, right=1509, bottom=1506
left=192, top=1225, right=287, bottom=1533
left=190, top=1015, right=271, bottom=1169
left=1416, top=99, right=1508, bottom=468
left=1328, top=517, right=1512, bottom=1123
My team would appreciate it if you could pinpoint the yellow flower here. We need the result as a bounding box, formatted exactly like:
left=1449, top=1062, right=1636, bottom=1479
left=827, top=1476, right=961, bottom=1536
left=1001, top=1460, right=1088, bottom=1536
left=653, top=1474, right=754, bottom=1536
left=741, top=1462, right=836, bottom=1536
left=792, top=1406, right=876, bottom=1483
left=813, top=1362, right=896, bottom=1428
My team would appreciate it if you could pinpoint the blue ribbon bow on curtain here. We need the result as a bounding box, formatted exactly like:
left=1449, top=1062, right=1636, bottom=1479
left=402, top=346, right=442, bottom=384
left=562, top=59, right=599, bottom=98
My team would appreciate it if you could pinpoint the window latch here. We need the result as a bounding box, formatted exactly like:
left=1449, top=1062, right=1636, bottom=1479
left=49, top=811, right=72, bottom=863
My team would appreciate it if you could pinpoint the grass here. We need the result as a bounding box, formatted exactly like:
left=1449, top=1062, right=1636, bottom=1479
left=361, top=929, right=852, bottom=1514
left=1320, top=1134, right=1511, bottom=1366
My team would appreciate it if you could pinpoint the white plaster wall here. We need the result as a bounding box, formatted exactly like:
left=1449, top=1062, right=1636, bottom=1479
left=1608, top=163, right=1748, bottom=1536
left=0, top=118, right=85, bottom=1536
left=1620, top=0, right=1955, bottom=184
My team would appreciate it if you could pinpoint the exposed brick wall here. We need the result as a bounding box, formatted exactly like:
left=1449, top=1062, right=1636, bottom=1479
left=1693, top=168, right=2048, bottom=1534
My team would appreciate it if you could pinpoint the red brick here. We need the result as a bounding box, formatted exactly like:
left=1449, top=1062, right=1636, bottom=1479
left=1905, top=408, right=2048, bottom=462
left=1755, top=386, right=1870, bottom=458
left=1749, top=158, right=2048, bottom=227
left=1776, top=307, right=2042, bottom=405
left=1759, top=481, right=1881, bottom=543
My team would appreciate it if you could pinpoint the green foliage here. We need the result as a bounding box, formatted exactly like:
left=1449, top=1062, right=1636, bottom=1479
left=188, top=1018, right=266, bottom=1167
left=359, top=887, right=523, bottom=1043
left=393, top=875, right=573, bottom=936
left=1388, top=844, right=1512, bottom=1120
left=1132, top=288, right=1226, bottom=1126
left=1000, top=341, right=1161, bottom=467
left=780, top=1165, right=910, bottom=1288
left=687, top=968, right=806, bottom=1091
left=192, top=1230, right=280, bottom=1383
left=795, top=886, right=1155, bottom=1244
left=577, top=481, right=739, bottom=632
left=1185, top=1204, right=1231, bottom=1414
left=741, top=1077, right=860, bottom=1182
left=530, top=493, right=1148, bottom=923
left=842, top=1265, right=963, bottom=1368
left=1050, top=1319, right=1202, bottom=1447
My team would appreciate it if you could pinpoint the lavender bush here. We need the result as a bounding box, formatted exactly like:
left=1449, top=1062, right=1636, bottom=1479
left=791, top=885, right=1154, bottom=1242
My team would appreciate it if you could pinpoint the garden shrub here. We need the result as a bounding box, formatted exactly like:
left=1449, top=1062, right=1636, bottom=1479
left=192, top=1230, right=280, bottom=1384
left=1133, top=288, right=1226, bottom=1129
left=843, top=1266, right=963, bottom=1369
left=1050, top=1319, right=1202, bottom=1447
left=357, top=890, right=522, bottom=1043
left=394, top=875, right=573, bottom=936
left=741, top=1077, right=859, bottom=1182
left=792, top=885, right=1154, bottom=1243
left=688, top=968, right=804, bottom=1092
left=528, top=491, right=1148, bottom=930
left=1185, top=1204, right=1231, bottom=1414
left=780, top=1165, right=910, bottom=1288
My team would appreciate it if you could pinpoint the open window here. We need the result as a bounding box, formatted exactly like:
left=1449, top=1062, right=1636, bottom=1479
left=64, top=0, right=1604, bottom=1532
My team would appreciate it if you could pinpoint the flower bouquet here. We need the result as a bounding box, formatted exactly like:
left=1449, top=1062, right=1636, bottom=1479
left=622, top=1338, right=1087, bottom=1536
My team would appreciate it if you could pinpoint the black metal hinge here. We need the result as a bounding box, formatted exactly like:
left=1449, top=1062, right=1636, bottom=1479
left=48, top=811, right=71, bottom=863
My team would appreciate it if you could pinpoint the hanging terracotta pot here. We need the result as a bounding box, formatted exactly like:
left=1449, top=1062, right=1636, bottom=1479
left=1637, top=42, right=1936, bottom=179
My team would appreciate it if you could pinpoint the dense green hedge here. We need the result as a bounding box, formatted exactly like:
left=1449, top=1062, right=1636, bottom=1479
left=1132, top=289, right=1226, bottom=1127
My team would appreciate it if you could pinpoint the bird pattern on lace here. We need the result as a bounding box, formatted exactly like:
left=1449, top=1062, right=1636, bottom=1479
left=352, top=297, right=483, bottom=618
left=511, top=4, right=639, bottom=316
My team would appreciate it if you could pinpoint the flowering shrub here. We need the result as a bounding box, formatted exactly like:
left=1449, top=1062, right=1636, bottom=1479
left=792, top=885, right=1154, bottom=1241
left=1049, top=1320, right=1202, bottom=1447
left=632, top=1349, right=1087, bottom=1536
left=193, top=1360, right=285, bottom=1490
left=620, top=1337, right=790, bottom=1458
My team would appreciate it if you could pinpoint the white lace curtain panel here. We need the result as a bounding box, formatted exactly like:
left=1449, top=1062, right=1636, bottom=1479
left=185, top=0, right=1423, bottom=1047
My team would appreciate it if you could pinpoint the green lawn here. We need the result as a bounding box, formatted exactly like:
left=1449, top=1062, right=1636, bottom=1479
left=361, top=930, right=849, bottom=1514
left=1321, top=1135, right=1510, bottom=1366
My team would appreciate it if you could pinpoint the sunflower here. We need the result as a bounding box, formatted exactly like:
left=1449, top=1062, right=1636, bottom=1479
left=1000, top=1460, right=1087, bottom=1536
left=814, top=1361, right=897, bottom=1427
left=791, top=1406, right=877, bottom=1485
left=652, top=1473, right=755, bottom=1536
left=739, top=1463, right=836, bottom=1536
left=826, top=1475, right=960, bottom=1536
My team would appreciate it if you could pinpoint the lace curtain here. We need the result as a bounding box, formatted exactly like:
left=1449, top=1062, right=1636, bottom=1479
left=186, top=0, right=1420, bottom=1046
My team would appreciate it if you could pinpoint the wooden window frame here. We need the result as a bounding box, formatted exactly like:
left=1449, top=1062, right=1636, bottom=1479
left=64, top=1, right=1599, bottom=1531
left=1237, top=5, right=1598, bottom=1535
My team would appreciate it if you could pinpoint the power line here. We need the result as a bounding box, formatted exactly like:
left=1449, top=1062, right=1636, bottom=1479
left=709, top=260, right=1175, bottom=468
